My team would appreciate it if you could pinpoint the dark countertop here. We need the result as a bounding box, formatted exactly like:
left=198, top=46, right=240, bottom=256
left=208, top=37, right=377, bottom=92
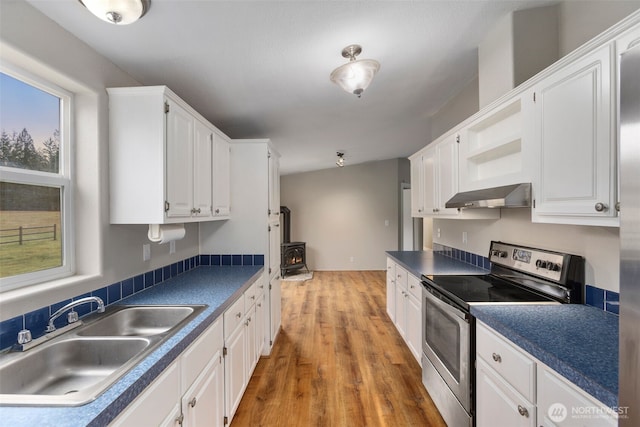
left=0, top=265, right=263, bottom=427
left=386, top=250, right=488, bottom=278
left=471, top=304, right=619, bottom=408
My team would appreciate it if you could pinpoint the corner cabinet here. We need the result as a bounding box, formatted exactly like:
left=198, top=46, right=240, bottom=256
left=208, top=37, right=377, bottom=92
left=476, top=322, right=616, bottom=427
left=108, top=86, right=231, bottom=224
left=531, top=44, right=618, bottom=226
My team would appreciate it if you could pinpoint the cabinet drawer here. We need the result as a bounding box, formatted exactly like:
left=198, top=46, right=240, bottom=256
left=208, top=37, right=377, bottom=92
left=255, top=276, right=267, bottom=297
left=476, top=322, right=535, bottom=401
left=537, top=365, right=617, bottom=427
left=396, top=266, right=408, bottom=289
left=407, top=273, right=422, bottom=300
left=224, top=297, right=245, bottom=339
left=181, top=317, right=223, bottom=391
left=244, top=280, right=258, bottom=312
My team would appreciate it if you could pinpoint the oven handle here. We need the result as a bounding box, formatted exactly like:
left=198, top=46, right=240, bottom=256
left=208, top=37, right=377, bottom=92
left=423, top=284, right=470, bottom=323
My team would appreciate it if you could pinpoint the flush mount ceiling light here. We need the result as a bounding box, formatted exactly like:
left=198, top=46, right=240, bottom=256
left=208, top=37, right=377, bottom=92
left=336, top=152, right=345, bottom=167
left=79, top=0, right=150, bottom=25
left=330, top=44, right=380, bottom=98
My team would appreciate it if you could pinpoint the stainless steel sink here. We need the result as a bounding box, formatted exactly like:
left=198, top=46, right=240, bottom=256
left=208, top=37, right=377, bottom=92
left=0, top=304, right=206, bottom=406
left=77, top=305, right=201, bottom=337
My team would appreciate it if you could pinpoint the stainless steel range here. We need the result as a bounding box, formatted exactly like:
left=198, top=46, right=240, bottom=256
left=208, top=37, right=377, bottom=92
left=420, top=241, right=584, bottom=427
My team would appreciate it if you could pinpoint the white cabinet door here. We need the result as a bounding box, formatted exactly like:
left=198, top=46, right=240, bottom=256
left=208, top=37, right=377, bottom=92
left=166, top=99, right=194, bottom=218
left=268, top=150, right=280, bottom=222
left=476, top=359, right=536, bottom=427
left=422, top=147, right=438, bottom=215
left=533, top=44, right=616, bottom=224
left=193, top=119, right=213, bottom=218
left=437, top=135, right=460, bottom=215
left=394, top=284, right=407, bottom=338
left=269, top=274, right=282, bottom=345
left=183, top=355, right=224, bottom=427
left=405, top=293, right=422, bottom=365
left=410, top=153, right=425, bottom=216
left=269, top=223, right=280, bottom=277
left=212, top=134, right=230, bottom=217
left=224, top=324, right=246, bottom=423
left=245, top=305, right=258, bottom=376
left=386, top=258, right=396, bottom=322
left=255, top=291, right=266, bottom=357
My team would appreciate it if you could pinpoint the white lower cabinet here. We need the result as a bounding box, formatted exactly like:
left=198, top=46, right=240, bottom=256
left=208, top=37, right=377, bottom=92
left=386, top=258, right=422, bottom=366
left=113, top=317, right=224, bottom=427
left=113, top=279, right=268, bottom=427
left=476, top=322, right=616, bottom=427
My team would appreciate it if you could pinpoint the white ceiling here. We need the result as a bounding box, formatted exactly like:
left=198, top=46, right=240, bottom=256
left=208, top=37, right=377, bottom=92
left=27, top=0, right=550, bottom=175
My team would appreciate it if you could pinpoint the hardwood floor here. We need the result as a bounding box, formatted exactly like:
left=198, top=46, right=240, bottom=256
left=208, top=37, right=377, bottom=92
left=232, top=271, right=447, bottom=427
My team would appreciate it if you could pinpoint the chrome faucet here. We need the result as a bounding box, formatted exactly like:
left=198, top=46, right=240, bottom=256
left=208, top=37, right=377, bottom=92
left=46, top=296, right=105, bottom=333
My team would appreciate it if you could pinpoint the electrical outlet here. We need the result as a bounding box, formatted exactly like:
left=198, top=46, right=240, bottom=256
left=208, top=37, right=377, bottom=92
left=350, top=256, right=355, bottom=263
left=384, top=219, right=389, bottom=227
left=437, top=228, right=441, bottom=238
left=169, top=240, right=176, bottom=254
left=143, top=244, right=151, bottom=261
left=462, top=231, right=468, bottom=244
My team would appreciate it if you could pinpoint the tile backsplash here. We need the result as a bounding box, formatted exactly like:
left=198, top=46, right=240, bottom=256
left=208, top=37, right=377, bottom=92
left=432, top=243, right=491, bottom=270
left=433, top=243, right=619, bottom=316
left=0, top=254, right=264, bottom=351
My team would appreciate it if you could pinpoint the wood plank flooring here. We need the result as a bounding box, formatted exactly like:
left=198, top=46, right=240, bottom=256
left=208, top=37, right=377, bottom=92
left=232, top=271, right=447, bottom=427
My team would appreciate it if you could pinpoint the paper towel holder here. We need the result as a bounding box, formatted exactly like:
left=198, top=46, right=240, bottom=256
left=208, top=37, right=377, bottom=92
left=148, top=224, right=186, bottom=244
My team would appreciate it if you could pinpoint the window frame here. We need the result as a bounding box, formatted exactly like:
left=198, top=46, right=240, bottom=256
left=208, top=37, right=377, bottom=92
left=0, top=64, right=75, bottom=291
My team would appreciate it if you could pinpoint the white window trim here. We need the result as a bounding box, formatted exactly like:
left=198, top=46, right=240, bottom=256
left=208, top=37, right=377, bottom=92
left=0, top=64, right=75, bottom=292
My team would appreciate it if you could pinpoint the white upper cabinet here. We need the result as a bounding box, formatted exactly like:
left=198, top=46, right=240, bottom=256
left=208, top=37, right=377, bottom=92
left=531, top=44, right=617, bottom=226
left=108, top=86, right=230, bottom=224
left=192, top=119, right=214, bottom=219
left=212, top=133, right=231, bottom=218
left=411, top=134, right=499, bottom=219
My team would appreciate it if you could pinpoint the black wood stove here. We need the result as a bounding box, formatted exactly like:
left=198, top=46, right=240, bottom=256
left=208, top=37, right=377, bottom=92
left=280, top=206, right=309, bottom=277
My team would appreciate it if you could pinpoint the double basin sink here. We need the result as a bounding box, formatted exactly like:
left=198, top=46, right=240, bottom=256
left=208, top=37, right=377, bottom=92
left=0, top=304, right=206, bottom=406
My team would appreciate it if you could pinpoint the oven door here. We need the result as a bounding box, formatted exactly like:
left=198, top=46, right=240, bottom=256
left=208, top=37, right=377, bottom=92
left=422, top=284, right=472, bottom=413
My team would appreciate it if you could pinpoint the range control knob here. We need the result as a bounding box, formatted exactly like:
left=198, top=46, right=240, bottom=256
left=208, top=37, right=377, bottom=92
left=547, top=263, right=561, bottom=272
left=535, top=260, right=547, bottom=269
left=497, top=251, right=508, bottom=258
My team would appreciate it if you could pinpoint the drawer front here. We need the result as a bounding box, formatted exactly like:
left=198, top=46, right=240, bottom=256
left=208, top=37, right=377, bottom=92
left=407, top=273, right=422, bottom=300
left=537, top=365, right=617, bottom=427
left=244, top=280, right=258, bottom=312
left=181, top=317, right=223, bottom=391
left=255, top=275, right=267, bottom=297
left=396, top=265, right=408, bottom=290
left=476, top=322, right=536, bottom=401
left=224, top=296, right=245, bottom=339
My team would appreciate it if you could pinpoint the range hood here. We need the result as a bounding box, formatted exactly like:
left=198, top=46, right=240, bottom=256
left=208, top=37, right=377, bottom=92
left=445, top=183, right=531, bottom=209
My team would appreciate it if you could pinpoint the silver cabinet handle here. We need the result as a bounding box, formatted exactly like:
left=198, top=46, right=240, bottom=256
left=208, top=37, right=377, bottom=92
left=189, top=397, right=197, bottom=407
left=236, top=312, right=242, bottom=318
left=517, top=405, right=529, bottom=417
left=176, top=414, right=184, bottom=425
left=492, top=353, right=502, bottom=363
left=615, top=202, right=620, bottom=212
left=251, top=295, right=256, bottom=300
left=410, top=285, right=415, bottom=289
left=215, top=208, right=220, bottom=214
left=595, top=202, right=608, bottom=212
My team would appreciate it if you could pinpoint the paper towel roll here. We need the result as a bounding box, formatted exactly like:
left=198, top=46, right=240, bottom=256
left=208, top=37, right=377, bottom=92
left=148, top=224, right=186, bottom=244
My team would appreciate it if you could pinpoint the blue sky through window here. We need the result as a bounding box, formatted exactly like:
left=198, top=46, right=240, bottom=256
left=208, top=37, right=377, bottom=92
left=0, top=72, right=60, bottom=150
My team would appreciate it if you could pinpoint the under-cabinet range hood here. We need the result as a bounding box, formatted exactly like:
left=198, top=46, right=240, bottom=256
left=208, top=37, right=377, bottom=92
left=445, top=183, right=531, bottom=209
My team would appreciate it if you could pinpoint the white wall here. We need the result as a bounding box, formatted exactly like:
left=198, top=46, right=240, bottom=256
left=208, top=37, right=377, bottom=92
left=280, top=159, right=405, bottom=271
left=433, top=210, right=619, bottom=291
left=430, top=77, right=479, bottom=142
left=0, top=1, right=200, bottom=319
left=558, top=0, right=640, bottom=56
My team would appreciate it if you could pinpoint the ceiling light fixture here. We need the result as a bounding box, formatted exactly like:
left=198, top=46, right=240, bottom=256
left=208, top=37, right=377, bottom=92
left=330, top=44, right=380, bottom=98
left=79, top=0, right=150, bottom=25
left=336, top=152, right=345, bottom=167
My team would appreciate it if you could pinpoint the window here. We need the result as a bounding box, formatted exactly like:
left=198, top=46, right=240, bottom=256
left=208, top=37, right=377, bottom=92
left=0, top=68, right=73, bottom=290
